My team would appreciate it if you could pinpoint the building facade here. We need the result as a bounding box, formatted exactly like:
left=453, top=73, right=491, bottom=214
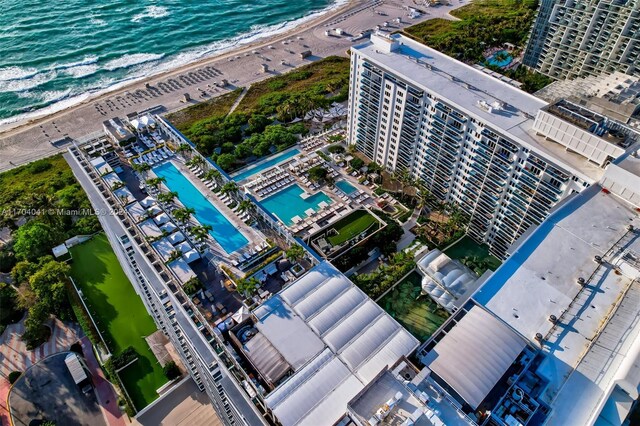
left=347, top=34, right=635, bottom=258
left=523, top=0, right=640, bottom=79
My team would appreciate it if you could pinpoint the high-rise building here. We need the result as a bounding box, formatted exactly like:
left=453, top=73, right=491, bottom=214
left=347, top=33, right=637, bottom=258
left=523, top=0, right=640, bottom=79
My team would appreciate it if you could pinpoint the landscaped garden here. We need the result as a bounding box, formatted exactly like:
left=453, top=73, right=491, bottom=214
left=69, top=234, right=167, bottom=410
left=166, top=56, right=350, bottom=172
left=444, top=236, right=502, bottom=275
left=378, top=270, right=450, bottom=342
left=327, top=210, right=380, bottom=246
left=403, top=0, right=552, bottom=92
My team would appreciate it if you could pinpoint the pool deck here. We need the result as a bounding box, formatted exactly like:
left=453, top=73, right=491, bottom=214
left=165, top=159, right=267, bottom=270
left=237, top=135, right=378, bottom=238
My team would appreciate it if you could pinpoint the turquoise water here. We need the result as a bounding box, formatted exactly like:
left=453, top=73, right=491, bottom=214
left=153, top=162, right=248, bottom=253
left=0, top=0, right=338, bottom=123
left=487, top=50, right=513, bottom=68
left=232, top=148, right=301, bottom=182
left=261, top=184, right=331, bottom=225
left=335, top=179, right=357, bottom=195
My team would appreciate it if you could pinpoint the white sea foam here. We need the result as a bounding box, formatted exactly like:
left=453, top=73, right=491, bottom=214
left=0, top=66, right=39, bottom=82
left=103, top=53, right=164, bottom=71
left=0, top=70, right=57, bottom=93
left=131, top=5, right=169, bottom=23
left=63, top=64, right=101, bottom=78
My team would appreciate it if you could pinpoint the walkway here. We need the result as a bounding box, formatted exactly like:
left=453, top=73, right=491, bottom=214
left=227, top=87, right=248, bottom=115
left=0, top=317, right=82, bottom=379
left=80, top=336, right=126, bottom=426
left=397, top=208, right=420, bottom=251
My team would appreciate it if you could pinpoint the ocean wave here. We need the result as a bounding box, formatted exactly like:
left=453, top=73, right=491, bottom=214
left=131, top=5, right=169, bottom=23
left=0, top=0, right=348, bottom=128
left=0, top=66, right=39, bottom=82
left=63, top=64, right=101, bottom=79
left=53, top=55, right=99, bottom=71
left=90, top=16, right=108, bottom=27
left=0, top=70, right=57, bottom=93
left=103, top=53, right=164, bottom=71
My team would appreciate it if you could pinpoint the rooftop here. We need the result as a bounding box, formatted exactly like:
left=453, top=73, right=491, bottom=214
left=473, top=185, right=640, bottom=424
left=256, top=261, right=419, bottom=426
left=352, top=34, right=608, bottom=181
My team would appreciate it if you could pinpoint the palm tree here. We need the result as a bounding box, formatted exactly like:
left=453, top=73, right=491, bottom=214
left=186, top=156, right=205, bottom=169
left=157, top=191, right=178, bottom=204
left=220, top=182, right=238, bottom=197
left=173, top=207, right=195, bottom=224
left=167, top=250, right=183, bottom=263
left=190, top=224, right=212, bottom=243
left=146, top=177, right=166, bottom=190
left=176, top=143, right=192, bottom=159
left=133, top=162, right=151, bottom=177
left=237, top=200, right=254, bottom=214
left=203, top=169, right=221, bottom=184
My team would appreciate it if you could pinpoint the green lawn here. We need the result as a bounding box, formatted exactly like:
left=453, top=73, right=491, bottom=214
left=69, top=234, right=167, bottom=410
left=444, top=236, right=502, bottom=274
left=327, top=210, right=379, bottom=246
left=379, top=271, right=449, bottom=342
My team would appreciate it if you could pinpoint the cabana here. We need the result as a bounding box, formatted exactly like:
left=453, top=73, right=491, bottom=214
left=152, top=238, right=175, bottom=261
left=139, top=219, right=163, bottom=238
left=168, top=258, right=196, bottom=284
left=160, top=222, right=177, bottom=233
left=126, top=201, right=147, bottom=223
left=168, top=231, right=186, bottom=244
left=153, top=212, right=171, bottom=226
left=183, top=249, right=201, bottom=264
left=139, top=196, right=156, bottom=208
left=102, top=172, right=122, bottom=189
left=114, top=187, right=134, bottom=205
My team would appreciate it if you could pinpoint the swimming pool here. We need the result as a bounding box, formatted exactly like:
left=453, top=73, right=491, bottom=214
left=261, top=184, right=332, bottom=226
left=486, top=50, right=513, bottom=68
left=232, top=148, right=301, bottom=182
left=335, top=180, right=357, bottom=195
left=153, top=162, right=249, bottom=253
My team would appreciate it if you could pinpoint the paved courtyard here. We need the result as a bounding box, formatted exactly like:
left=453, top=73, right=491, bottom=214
left=9, top=351, right=106, bottom=426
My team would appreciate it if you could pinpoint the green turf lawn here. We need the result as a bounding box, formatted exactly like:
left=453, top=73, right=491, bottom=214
left=69, top=233, right=167, bottom=410
left=327, top=210, right=379, bottom=246
left=379, top=271, right=449, bottom=342
left=444, top=236, right=502, bottom=273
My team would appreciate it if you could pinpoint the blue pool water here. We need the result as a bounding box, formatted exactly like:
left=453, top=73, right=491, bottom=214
left=487, top=50, right=513, bottom=68
left=153, top=162, right=248, bottom=253
left=335, top=180, right=357, bottom=195
left=232, top=148, right=301, bottom=182
left=261, top=184, right=332, bottom=225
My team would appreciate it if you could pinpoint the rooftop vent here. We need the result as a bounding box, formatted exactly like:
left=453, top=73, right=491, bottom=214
left=577, top=277, right=586, bottom=286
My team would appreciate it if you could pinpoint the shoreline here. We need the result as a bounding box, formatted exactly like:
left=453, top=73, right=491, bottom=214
left=0, top=0, right=472, bottom=173
left=0, top=0, right=358, bottom=137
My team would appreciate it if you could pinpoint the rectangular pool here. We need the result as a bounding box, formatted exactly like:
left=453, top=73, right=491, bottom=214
left=335, top=179, right=357, bottom=195
left=153, top=162, right=249, bottom=253
left=232, top=148, right=300, bottom=182
left=261, top=184, right=332, bottom=226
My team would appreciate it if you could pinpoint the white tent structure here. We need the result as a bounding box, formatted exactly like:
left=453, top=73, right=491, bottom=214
left=168, top=231, right=186, bottom=244
left=416, top=249, right=480, bottom=312
left=425, top=306, right=527, bottom=410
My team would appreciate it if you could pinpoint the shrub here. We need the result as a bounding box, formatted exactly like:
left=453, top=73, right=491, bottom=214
left=163, top=361, right=181, bottom=380
left=111, top=346, right=139, bottom=370
left=8, top=371, right=21, bottom=384
left=28, top=159, right=52, bottom=174
left=327, top=145, right=345, bottom=154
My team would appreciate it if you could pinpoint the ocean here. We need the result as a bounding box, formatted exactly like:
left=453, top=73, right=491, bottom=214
left=0, top=0, right=341, bottom=126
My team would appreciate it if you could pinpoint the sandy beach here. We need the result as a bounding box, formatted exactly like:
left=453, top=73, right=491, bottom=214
left=0, top=0, right=470, bottom=172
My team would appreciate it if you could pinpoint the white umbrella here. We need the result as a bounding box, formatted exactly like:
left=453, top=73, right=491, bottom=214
left=232, top=306, right=251, bottom=323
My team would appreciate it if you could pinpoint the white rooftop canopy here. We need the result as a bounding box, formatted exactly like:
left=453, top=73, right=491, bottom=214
left=427, top=306, right=526, bottom=410
left=258, top=261, right=419, bottom=426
